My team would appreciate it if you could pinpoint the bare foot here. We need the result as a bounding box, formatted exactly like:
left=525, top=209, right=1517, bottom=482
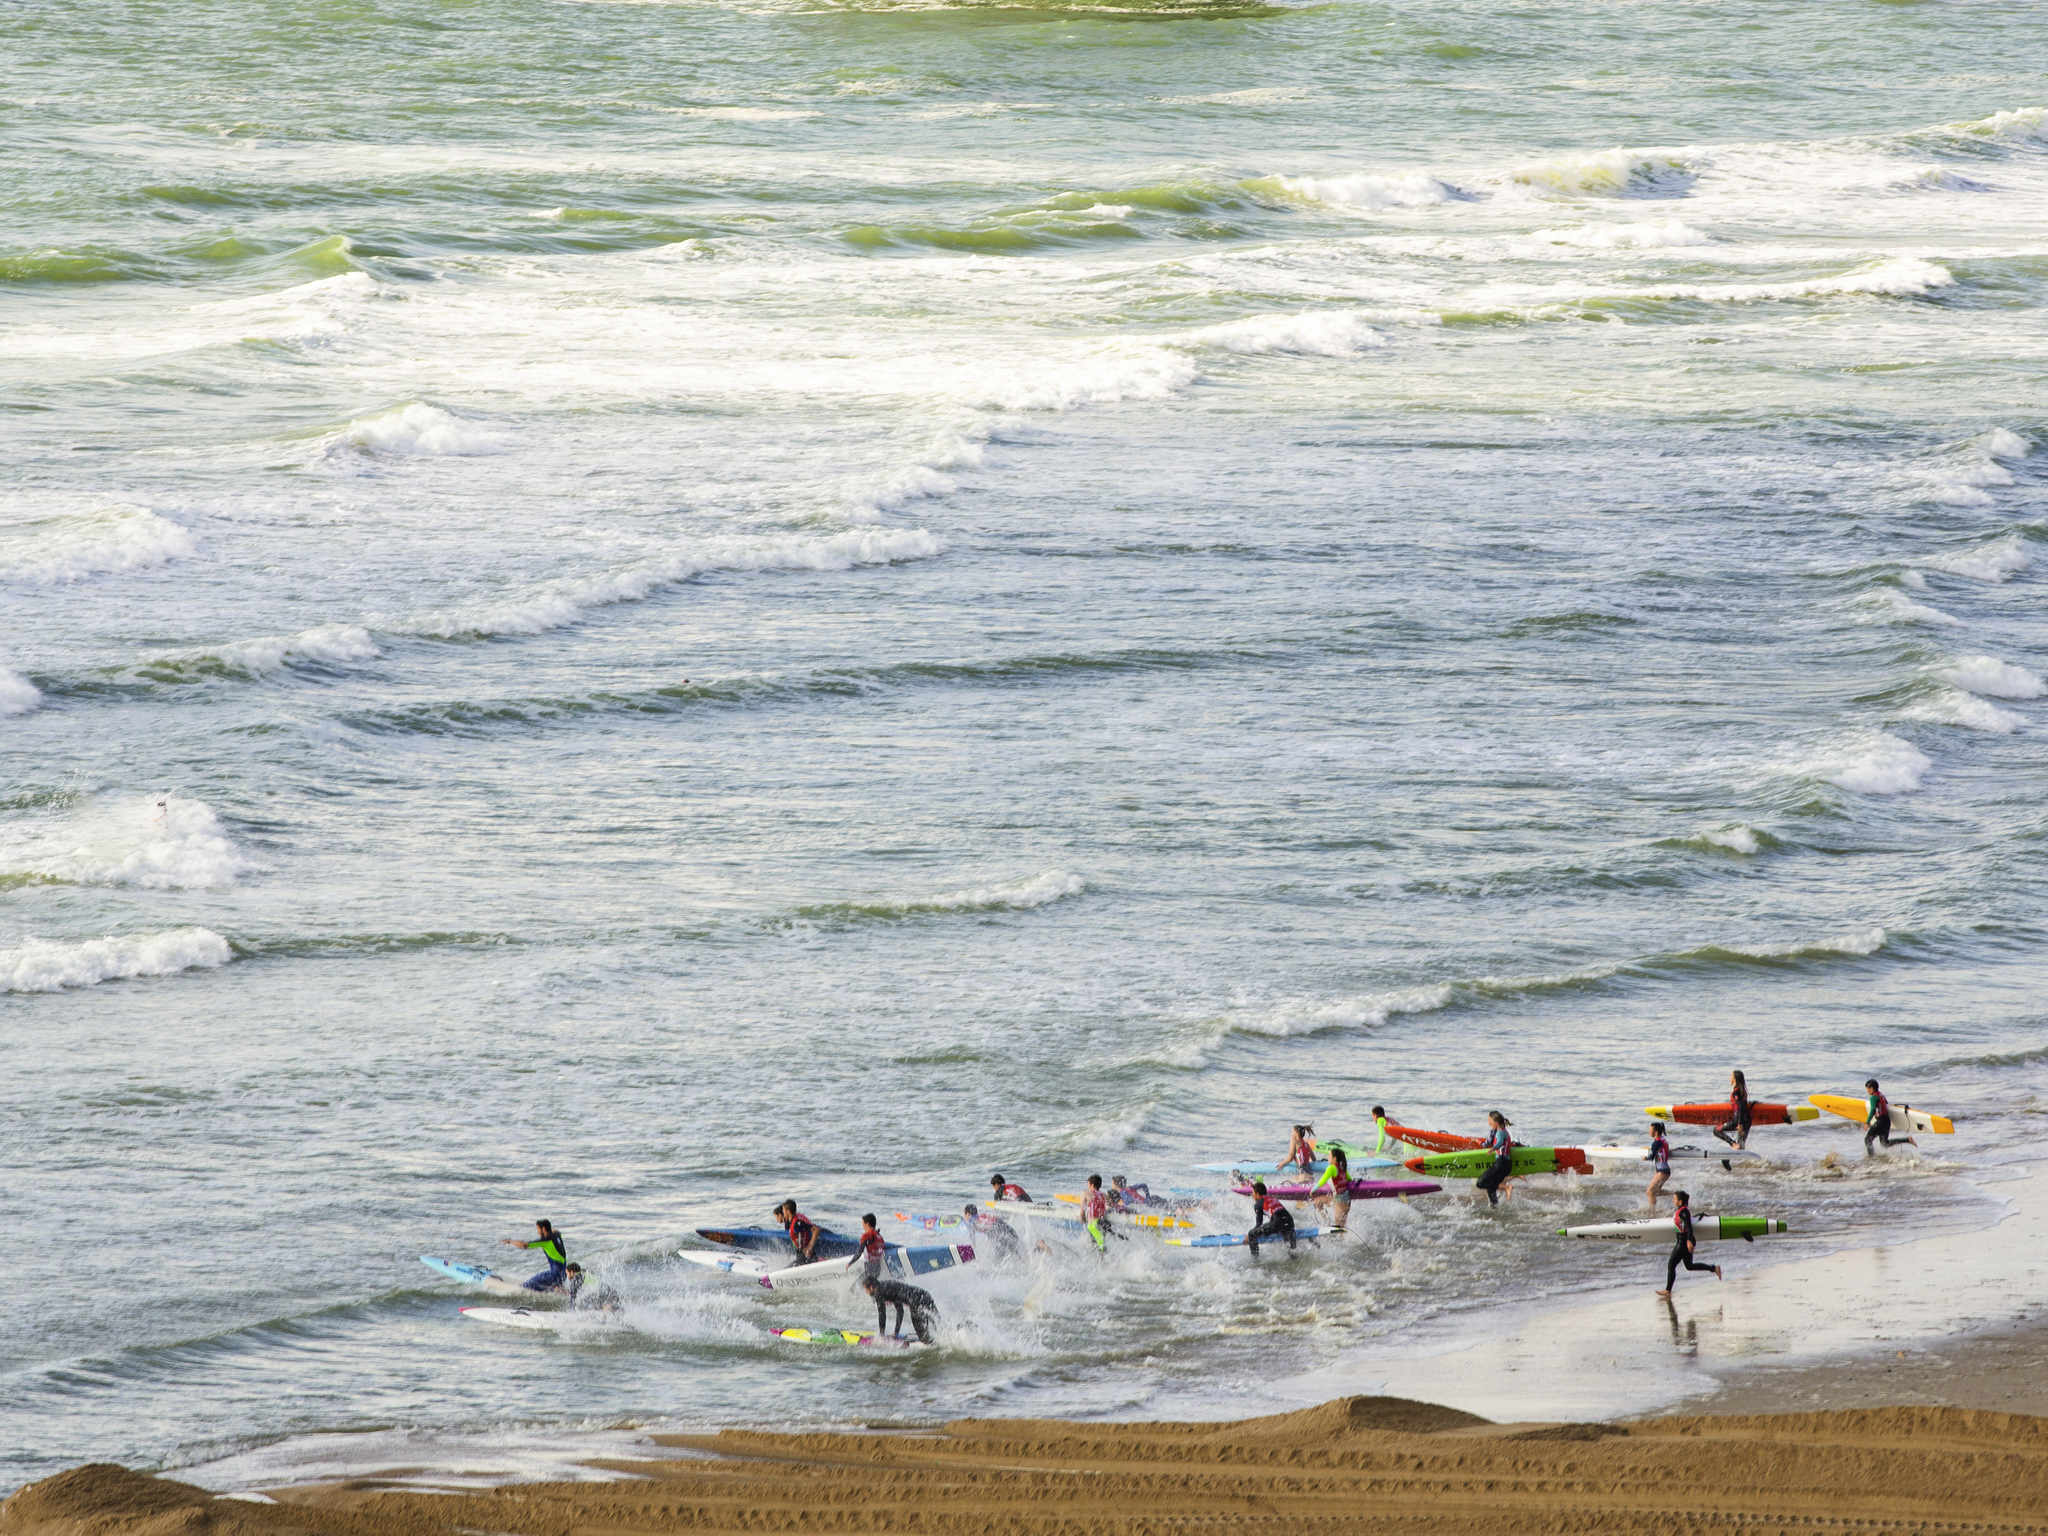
left=1654, top=1289, right=1672, bottom=1298
left=1713, top=1267, right=1723, bottom=1280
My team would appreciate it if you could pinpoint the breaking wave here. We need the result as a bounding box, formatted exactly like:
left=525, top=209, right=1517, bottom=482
left=0, top=506, right=195, bottom=585
left=0, top=794, right=257, bottom=891
left=1901, top=689, right=2023, bottom=734
left=1855, top=589, right=1963, bottom=628
left=1922, top=533, right=2030, bottom=583
left=2, top=927, right=232, bottom=993
left=1938, top=655, right=2044, bottom=701
left=328, top=402, right=508, bottom=459
left=0, top=666, right=42, bottom=717
left=140, top=624, right=381, bottom=682
left=1796, top=731, right=1932, bottom=796
left=795, top=869, right=1085, bottom=922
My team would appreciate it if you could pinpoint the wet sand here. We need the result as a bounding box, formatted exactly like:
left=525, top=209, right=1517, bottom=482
left=9, top=1393, right=2048, bottom=1536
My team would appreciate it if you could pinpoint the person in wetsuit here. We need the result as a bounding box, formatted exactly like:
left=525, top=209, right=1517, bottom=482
left=849, top=1212, right=887, bottom=1280
left=1863, top=1078, right=1918, bottom=1153
left=1283, top=1124, right=1320, bottom=1174
left=503, top=1219, right=568, bottom=1291
left=989, top=1174, right=1032, bottom=1203
left=563, top=1264, right=623, bottom=1312
left=1646, top=1121, right=1673, bottom=1210
left=862, top=1275, right=938, bottom=1343
left=1081, top=1174, right=1115, bottom=1253
left=1311, top=1142, right=1353, bottom=1234
left=962, top=1203, right=1023, bottom=1261
left=1474, top=1112, right=1515, bottom=1207
left=776, top=1200, right=821, bottom=1263
left=1246, top=1180, right=1297, bottom=1257
left=1370, top=1106, right=1397, bottom=1156
left=1108, top=1175, right=1154, bottom=1210
left=1656, top=1190, right=1721, bottom=1296
left=1713, top=1069, right=1754, bottom=1151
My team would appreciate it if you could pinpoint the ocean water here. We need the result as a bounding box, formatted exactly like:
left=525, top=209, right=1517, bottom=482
left=4, top=0, right=2046, bottom=1492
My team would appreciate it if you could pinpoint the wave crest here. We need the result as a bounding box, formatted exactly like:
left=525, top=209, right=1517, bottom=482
left=2, top=927, right=232, bottom=993
left=796, top=869, right=1085, bottom=922
left=0, top=666, right=41, bottom=717
left=0, top=506, right=195, bottom=585
left=0, top=794, right=256, bottom=890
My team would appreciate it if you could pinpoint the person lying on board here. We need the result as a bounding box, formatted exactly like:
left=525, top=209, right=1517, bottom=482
left=1246, top=1180, right=1297, bottom=1257
left=503, top=1219, right=568, bottom=1291
left=989, top=1173, right=1033, bottom=1203
left=775, top=1200, right=822, bottom=1263
left=962, top=1203, right=1023, bottom=1261
left=863, top=1275, right=938, bottom=1343
left=1864, top=1078, right=1917, bottom=1153
left=1107, top=1175, right=1157, bottom=1210
left=563, top=1264, right=622, bottom=1312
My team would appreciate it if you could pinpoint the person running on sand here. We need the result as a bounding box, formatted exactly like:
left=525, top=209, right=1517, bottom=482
left=1646, top=1121, right=1673, bottom=1209
left=1081, top=1174, right=1115, bottom=1253
left=776, top=1200, right=821, bottom=1263
left=1863, top=1078, right=1918, bottom=1154
left=962, top=1204, right=1023, bottom=1261
left=1713, top=1069, right=1754, bottom=1151
left=848, top=1213, right=887, bottom=1280
left=863, top=1275, right=938, bottom=1343
left=503, top=1219, right=568, bottom=1291
left=1656, top=1190, right=1721, bottom=1296
left=1283, top=1124, right=1320, bottom=1174
left=989, top=1174, right=1032, bottom=1203
left=1312, top=1142, right=1353, bottom=1233
left=1475, top=1112, right=1515, bottom=1207
left=1246, top=1180, right=1297, bottom=1257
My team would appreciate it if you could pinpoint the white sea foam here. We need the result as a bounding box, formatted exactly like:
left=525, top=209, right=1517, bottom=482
left=1640, top=255, right=1953, bottom=304
left=1274, top=171, right=1462, bottom=211
left=1508, top=149, right=1696, bottom=198
left=152, top=624, right=381, bottom=676
left=1698, top=824, right=1760, bottom=855
left=846, top=869, right=1087, bottom=917
left=973, top=344, right=1197, bottom=413
left=334, top=402, right=507, bottom=458
left=1915, top=428, right=2030, bottom=506
left=1231, top=984, right=1454, bottom=1037
left=846, top=427, right=988, bottom=521
left=1725, top=926, right=1886, bottom=961
left=0, top=506, right=195, bottom=584
left=0, top=794, right=257, bottom=890
left=1856, top=589, right=1962, bottom=628
left=1190, top=309, right=1388, bottom=357
left=401, top=527, right=942, bottom=640
left=0, top=666, right=41, bottom=717
left=1800, top=731, right=1932, bottom=795
left=1982, top=427, right=2032, bottom=461
left=1938, top=654, right=2045, bottom=700
left=1, top=927, right=232, bottom=993
left=1923, top=534, right=2030, bottom=583
left=1902, top=689, right=2023, bottom=734
left=1527, top=218, right=1711, bottom=249
left=1938, top=106, right=2048, bottom=149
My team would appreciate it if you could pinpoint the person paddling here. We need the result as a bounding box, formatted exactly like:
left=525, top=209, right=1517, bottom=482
left=1312, top=1142, right=1353, bottom=1233
left=1646, top=1121, right=1673, bottom=1209
left=1863, top=1078, right=1918, bottom=1153
left=1475, top=1111, right=1515, bottom=1207
left=862, top=1274, right=938, bottom=1343
left=1246, top=1179, right=1297, bottom=1257
left=1656, top=1189, right=1721, bottom=1296
left=503, top=1219, right=568, bottom=1291
left=848, top=1212, right=887, bottom=1280
left=1713, top=1069, right=1754, bottom=1153
left=989, top=1174, right=1032, bottom=1203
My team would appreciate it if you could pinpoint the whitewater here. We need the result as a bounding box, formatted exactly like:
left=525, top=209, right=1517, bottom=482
left=2, top=0, right=2045, bottom=1495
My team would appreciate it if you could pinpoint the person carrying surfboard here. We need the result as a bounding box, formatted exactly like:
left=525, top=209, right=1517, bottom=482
left=1370, top=1106, right=1396, bottom=1156
left=849, top=1213, right=888, bottom=1280
left=503, top=1219, right=568, bottom=1291
left=1081, top=1174, right=1115, bottom=1253
left=1245, top=1180, right=1297, bottom=1257
left=1713, top=1070, right=1754, bottom=1152
left=989, top=1174, right=1032, bottom=1203
left=776, top=1200, right=822, bottom=1263
left=1311, top=1143, right=1353, bottom=1233
left=1475, top=1112, right=1515, bottom=1207
left=1646, top=1122, right=1673, bottom=1209
left=862, top=1275, right=938, bottom=1343
left=1863, top=1078, right=1918, bottom=1153
left=1656, top=1190, right=1721, bottom=1296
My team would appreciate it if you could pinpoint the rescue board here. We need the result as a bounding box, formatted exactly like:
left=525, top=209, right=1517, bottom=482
left=420, top=1255, right=535, bottom=1298
left=1644, top=1101, right=1819, bottom=1126
left=1559, top=1215, right=1789, bottom=1241
left=1809, top=1093, right=1953, bottom=1135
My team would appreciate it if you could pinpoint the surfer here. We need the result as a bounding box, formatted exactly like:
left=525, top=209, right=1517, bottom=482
left=776, top=1200, right=822, bottom=1263
left=1646, top=1121, right=1673, bottom=1209
left=1475, top=1112, right=1515, bottom=1206
left=863, top=1275, right=938, bottom=1343
left=1082, top=1174, right=1115, bottom=1253
left=1370, top=1106, right=1395, bottom=1155
left=849, top=1213, right=887, bottom=1280
left=1311, top=1142, right=1353, bottom=1233
left=989, top=1174, right=1033, bottom=1203
left=1283, top=1124, right=1319, bottom=1174
left=1246, top=1180, right=1297, bottom=1257
left=562, top=1264, right=622, bottom=1312
left=502, top=1219, right=568, bottom=1291
left=1713, top=1070, right=1754, bottom=1152
left=1108, top=1175, right=1154, bottom=1210
left=962, top=1203, right=1023, bottom=1261
left=1656, top=1190, right=1721, bottom=1296
left=1863, top=1078, right=1918, bottom=1153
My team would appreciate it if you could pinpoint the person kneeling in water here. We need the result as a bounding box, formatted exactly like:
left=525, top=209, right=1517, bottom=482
left=862, top=1275, right=938, bottom=1343
left=1246, top=1180, right=1296, bottom=1258
left=563, top=1264, right=622, bottom=1312
left=504, top=1219, right=568, bottom=1291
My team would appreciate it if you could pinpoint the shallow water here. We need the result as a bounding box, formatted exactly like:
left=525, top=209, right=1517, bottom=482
left=3, top=0, right=2045, bottom=1493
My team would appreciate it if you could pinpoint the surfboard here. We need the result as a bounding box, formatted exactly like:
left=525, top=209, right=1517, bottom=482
left=770, top=1326, right=922, bottom=1349
left=1559, top=1215, right=1789, bottom=1241
left=1229, top=1179, right=1441, bottom=1200
left=1192, top=1154, right=1401, bottom=1176
left=1048, top=1197, right=1200, bottom=1230
left=1808, top=1093, right=1954, bottom=1135
left=1164, top=1227, right=1326, bottom=1249
left=420, top=1255, right=536, bottom=1298
left=1644, top=1101, right=1820, bottom=1126
left=681, top=1243, right=977, bottom=1290
left=893, top=1211, right=969, bottom=1231
left=458, top=1306, right=620, bottom=1332
left=695, top=1226, right=860, bottom=1258
left=1581, top=1144, right=1763, bottom=1164
left=676, top=1249, right=777, bottom=1282
left=1404, top=1146, right=1590, bottom=1177
left=1380, top=1123, right=1484, bottom=1154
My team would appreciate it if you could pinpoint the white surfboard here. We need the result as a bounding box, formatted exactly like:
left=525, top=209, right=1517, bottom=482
left=459, top=1306, right=622, bottom=1332
left=676, top=1249, right=776, bottom=1281
left=759, top=1243, right=977, bottom=1291
left=1581, top=1145, right=1762, bottom=1164
left=1559, top=1215, right=1788, bottom=1241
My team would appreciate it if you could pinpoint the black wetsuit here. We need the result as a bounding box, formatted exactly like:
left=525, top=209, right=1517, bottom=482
left=870, top=1280, right=937, bottom=1343
left=975, top=1215, right=1023, bottom=1262
left=1475, top=1128, right=1514, bottom=1206
left=1715, top=1087, right=1753, bottom=1148
left=1665, top=1207, right=1713, bottom=1290
left=1246, top=1194, right=1296, bottom=1256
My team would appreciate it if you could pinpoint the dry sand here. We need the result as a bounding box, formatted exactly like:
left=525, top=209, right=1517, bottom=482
left=10, top=1394, right=2048, bottom=1536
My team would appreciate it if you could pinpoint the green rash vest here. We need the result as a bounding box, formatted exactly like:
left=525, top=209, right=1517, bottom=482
left=533, top=1231, right=566, bottom=1265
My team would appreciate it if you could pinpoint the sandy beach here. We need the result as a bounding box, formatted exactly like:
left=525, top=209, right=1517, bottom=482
left=10, top=1392, right=2048, bottom=1536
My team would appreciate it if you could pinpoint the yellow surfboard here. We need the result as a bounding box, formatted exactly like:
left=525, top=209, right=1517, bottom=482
left=1809, top=1092, right=1954, bottom=1135
left=1050, top=1195, right=1196, bottom=1230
